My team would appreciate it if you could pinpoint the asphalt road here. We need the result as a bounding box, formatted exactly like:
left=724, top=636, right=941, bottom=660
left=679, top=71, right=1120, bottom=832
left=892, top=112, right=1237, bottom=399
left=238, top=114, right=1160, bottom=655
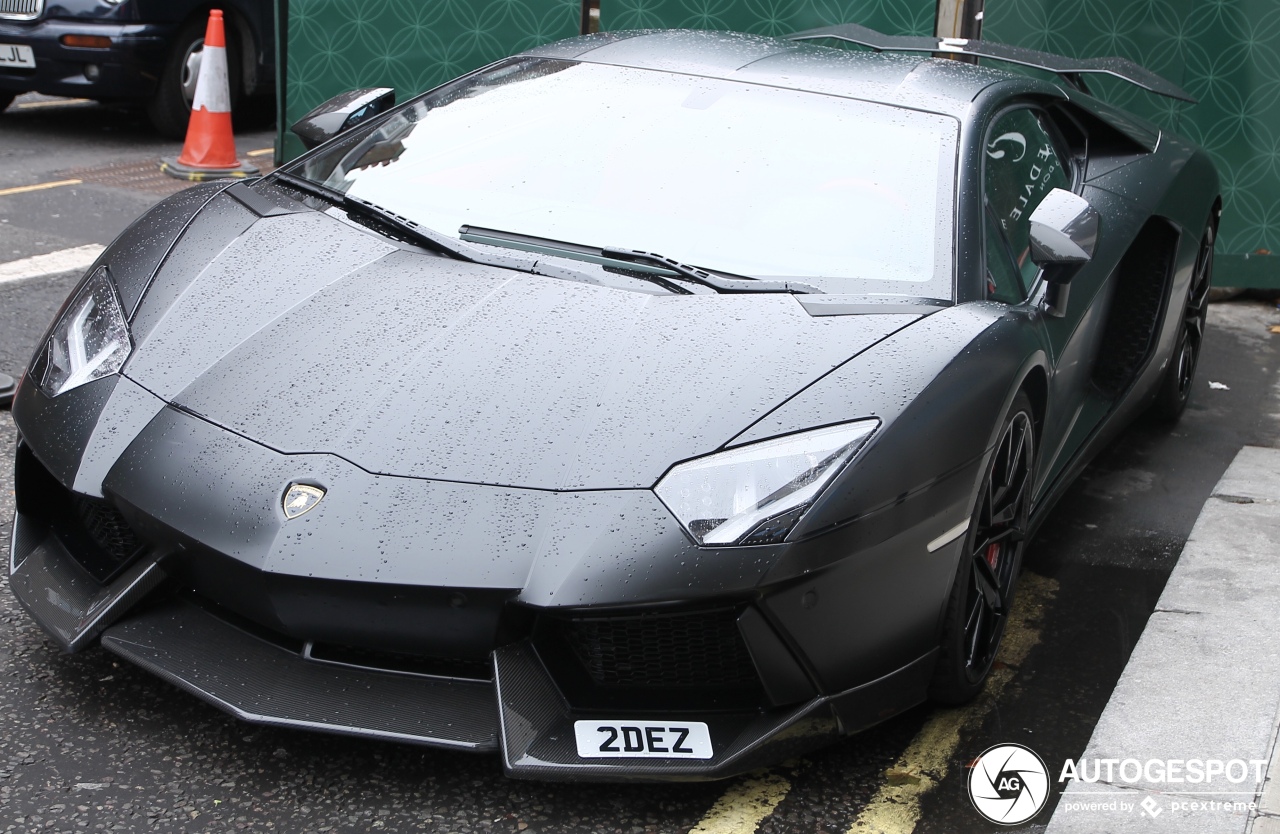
left=0, top=93, right=274, bottom=263
left=1, top=94, right=1279, bottom=834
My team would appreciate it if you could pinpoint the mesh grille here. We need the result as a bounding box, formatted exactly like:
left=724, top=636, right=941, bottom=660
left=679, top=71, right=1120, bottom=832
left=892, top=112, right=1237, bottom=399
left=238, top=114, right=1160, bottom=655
left=72, top=495, right=143, bottom=566
left=0, top=0, right=43, bottom=21
left=562, top=609, right=759, bottom=688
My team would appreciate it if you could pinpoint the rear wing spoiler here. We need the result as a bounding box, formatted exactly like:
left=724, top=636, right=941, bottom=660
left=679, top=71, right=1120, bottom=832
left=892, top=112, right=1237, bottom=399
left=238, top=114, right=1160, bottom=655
left=787, top=23, right=1196, bottom=104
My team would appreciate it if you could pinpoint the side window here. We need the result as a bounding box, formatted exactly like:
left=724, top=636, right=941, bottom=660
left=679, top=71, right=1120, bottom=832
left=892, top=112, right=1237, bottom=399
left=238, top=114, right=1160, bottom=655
left=983, top=108, right=1071, bottom=299
left=985, top=206, right=1024, bottom=304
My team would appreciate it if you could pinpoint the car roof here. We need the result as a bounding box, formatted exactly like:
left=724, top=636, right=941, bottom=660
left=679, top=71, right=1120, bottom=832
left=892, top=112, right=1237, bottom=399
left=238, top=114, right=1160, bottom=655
left=524, top=29, right=1032, bottom=120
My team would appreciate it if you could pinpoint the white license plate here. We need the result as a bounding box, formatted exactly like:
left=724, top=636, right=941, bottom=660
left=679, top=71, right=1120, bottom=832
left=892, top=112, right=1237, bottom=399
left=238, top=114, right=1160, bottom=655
left=574, top=720, right=712, bottom=759
left=0, top=44, right=35, bottom=69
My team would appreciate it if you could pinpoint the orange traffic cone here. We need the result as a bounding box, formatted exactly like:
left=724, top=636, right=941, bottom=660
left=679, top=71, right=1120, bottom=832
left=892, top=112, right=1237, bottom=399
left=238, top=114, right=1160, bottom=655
left=160, top=9, right=257, bottom=181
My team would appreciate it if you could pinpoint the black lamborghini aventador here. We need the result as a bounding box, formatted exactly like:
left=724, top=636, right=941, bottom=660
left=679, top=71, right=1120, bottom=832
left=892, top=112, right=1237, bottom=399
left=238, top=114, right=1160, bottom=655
left=8, top=25, right=1218, bottom=780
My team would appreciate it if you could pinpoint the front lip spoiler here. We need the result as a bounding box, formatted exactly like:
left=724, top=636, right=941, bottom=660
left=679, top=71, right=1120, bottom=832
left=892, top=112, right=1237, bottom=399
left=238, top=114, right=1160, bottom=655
left=9, top=504, right=937, bottom=781
left=101, top=597, right=502, bottom=751
left=97, top=596, right=935, bottom=781
left=8, top=509, right=167, bottom=653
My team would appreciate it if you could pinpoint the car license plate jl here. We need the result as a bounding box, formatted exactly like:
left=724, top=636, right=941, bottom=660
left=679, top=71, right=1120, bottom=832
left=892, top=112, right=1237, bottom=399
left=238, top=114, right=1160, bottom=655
left=0, top=44, right=35, bottom=69
left=574, top=720, right=712, bottom=759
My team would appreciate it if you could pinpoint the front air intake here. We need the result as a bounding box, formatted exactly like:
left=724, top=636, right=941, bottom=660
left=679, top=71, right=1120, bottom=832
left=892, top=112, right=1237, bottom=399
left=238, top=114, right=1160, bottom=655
left=560, top=608, right=759, bottom=688
left=14, top=444, right=147, bottom=583
left=72, top=494, right=144, bottom=570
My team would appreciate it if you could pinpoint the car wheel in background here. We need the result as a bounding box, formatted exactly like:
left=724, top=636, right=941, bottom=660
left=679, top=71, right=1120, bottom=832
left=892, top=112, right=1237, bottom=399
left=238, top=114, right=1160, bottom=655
left=147, top=16, right=241, bottom=139
left=1149, top=224, right=1214, bottom=422
left=929, top=392, right=1035, bottom=705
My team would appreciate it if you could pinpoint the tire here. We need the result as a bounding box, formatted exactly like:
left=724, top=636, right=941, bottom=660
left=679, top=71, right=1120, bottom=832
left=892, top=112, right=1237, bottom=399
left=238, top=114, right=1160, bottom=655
left=147, top=16, right=241, bottom=139
left=0, top=92, right=14, bottom=113
left=929, top=391, right=1036, bottom=705
left=1149, top=224, right=1214, bottom=422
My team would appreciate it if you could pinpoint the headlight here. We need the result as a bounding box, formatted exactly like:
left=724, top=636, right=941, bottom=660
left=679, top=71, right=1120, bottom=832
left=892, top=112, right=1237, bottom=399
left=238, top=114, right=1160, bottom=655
left=655, top=420, right=879, bottom=547
left=39, top=266, right=131, bottom=397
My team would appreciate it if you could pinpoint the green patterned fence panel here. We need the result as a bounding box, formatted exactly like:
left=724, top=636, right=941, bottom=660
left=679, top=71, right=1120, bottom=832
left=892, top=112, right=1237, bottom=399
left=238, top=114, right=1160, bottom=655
left=276, top=0, right=582, bottom=160
left=275, top=0, right=934, bottom=161
left=986, top=0, right=1280, bottom=286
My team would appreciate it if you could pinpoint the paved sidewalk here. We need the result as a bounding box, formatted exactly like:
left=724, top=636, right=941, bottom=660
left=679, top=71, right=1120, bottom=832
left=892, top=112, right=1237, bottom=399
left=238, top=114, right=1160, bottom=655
left=1045, top=446, right=1280, bottom=833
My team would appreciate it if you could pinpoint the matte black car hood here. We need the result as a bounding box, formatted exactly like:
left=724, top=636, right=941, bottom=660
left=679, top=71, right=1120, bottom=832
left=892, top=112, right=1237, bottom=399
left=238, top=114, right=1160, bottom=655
left=124, top=208, right=919, bottom=489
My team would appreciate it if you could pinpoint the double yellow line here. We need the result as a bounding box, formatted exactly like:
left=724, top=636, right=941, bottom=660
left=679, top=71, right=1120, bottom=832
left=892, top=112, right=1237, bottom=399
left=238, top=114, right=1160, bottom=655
left=849, top=573, right=1057, bottom=833
left=690, top=771, right=793, bottom=834
left=685, top=572, right=1059, bottom=834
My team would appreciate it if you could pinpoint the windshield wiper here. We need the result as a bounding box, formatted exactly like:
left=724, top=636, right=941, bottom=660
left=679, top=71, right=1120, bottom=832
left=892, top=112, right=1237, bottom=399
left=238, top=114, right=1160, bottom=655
left=267, top=174, right=653, bottom=291
left=273, top=171, right=492, bottom=264
left=460, top=226, right=822, bottom=295
left=457, top=225, right=692, bottom=294
left=270, top=175, right=810, bottom=294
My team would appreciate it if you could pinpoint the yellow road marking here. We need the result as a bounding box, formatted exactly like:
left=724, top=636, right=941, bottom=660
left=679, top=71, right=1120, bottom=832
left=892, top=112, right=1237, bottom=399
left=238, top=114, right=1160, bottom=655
left=16, top=97, right=92, bottom=109
left=246, top=147, right=274, bottom=157
left=689, top=770, right=791, bottom=834
left=0, top=178, right=83, bottom=197
left=848, top=572, right=1058, bottom=834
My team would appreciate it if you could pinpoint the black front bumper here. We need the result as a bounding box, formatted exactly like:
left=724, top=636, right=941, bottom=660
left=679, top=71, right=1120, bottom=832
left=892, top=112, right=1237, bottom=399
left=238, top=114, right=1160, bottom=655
left=8, top=503, right=935, bottom=781
left=0, top=19, right=171, bottom=99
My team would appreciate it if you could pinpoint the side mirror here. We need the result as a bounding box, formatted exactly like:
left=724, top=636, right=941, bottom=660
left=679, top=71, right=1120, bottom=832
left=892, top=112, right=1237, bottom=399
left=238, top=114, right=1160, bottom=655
left=1028, top=188, right=1098, bottom=318
left=1028, top=188, right=1099, bottom=274
left=291, top=88, right=396, bottom=151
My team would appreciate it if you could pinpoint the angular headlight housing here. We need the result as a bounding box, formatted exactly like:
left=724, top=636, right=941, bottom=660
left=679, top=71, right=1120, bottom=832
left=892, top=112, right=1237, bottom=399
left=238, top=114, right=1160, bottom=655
left=655, top=420, right=879, bottom=547
left=38, top=266, right=132, bottom=397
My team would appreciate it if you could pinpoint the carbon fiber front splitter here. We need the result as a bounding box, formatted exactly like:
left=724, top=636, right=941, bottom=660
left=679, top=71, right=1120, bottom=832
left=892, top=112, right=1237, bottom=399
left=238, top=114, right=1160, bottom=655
left=8, top=509, right=168, bottom=653
left=10, top=507, right=936, bottom=781
left=101, top=598, right=502, bottom=751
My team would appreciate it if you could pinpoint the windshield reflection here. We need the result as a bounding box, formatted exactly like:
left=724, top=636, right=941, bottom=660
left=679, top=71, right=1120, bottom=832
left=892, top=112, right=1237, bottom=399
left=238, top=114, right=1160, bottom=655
left=292, top=57, right=958, bottom=295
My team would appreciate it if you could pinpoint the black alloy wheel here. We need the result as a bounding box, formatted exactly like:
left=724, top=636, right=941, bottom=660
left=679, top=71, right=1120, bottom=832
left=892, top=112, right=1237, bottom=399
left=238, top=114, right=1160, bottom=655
left=1151, top=223, right=1214, bottom=421
left=930, top=392, right=1035, bottom=705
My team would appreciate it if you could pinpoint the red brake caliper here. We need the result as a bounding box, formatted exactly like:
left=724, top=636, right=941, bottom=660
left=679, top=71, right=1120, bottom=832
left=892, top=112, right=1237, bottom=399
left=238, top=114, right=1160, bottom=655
left=984, top=542, right=1001, bottom=570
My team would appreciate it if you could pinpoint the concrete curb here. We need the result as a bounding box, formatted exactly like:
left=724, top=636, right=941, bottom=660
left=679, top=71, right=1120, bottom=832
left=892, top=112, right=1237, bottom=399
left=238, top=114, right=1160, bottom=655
left=1044, top=446, right=1280, bottom=834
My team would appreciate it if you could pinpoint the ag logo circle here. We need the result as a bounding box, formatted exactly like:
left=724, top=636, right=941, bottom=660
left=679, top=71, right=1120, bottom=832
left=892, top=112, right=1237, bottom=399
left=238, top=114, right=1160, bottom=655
left=967, top=743, right=1050, bottom=825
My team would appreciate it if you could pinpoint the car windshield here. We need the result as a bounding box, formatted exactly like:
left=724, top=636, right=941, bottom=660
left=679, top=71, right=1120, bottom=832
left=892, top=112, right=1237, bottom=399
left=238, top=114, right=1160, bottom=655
left=289, top=57, right=959, bottom=296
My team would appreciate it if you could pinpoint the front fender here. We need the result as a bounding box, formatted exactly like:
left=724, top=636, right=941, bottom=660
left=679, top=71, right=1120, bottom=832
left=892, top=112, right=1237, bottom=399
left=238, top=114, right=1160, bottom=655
left=734, top=303, right=1046, bottom=552
left=744, top=306, right=1048, bottom=691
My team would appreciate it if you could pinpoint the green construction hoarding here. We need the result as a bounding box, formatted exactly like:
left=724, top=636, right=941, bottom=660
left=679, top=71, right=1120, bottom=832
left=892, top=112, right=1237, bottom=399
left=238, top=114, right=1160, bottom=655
left=274, top=0, right=1280, bottom=287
